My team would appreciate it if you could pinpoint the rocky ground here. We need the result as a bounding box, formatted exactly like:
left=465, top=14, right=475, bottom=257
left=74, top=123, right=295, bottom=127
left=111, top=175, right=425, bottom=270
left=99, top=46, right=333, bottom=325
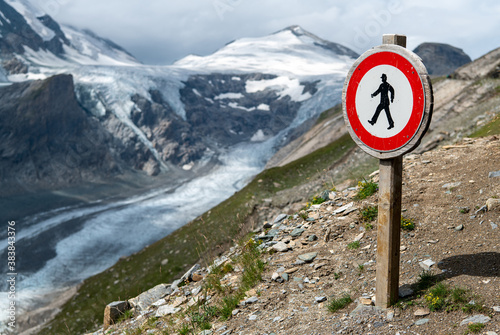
left=87, top=136, right=499, bottom=335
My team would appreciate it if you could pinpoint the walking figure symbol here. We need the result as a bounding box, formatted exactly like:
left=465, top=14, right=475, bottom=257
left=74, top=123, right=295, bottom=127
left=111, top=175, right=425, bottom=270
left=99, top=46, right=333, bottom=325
left=368, top=73, right=395, bottom=130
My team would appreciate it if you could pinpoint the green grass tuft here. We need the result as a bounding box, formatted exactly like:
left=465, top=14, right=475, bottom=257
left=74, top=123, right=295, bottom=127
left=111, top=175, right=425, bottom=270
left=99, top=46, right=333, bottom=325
left=466, top=323, right=485, bottom=334
left=327, top=293, right=352, bottom=313
left=347, top=241, right=360, bottom=250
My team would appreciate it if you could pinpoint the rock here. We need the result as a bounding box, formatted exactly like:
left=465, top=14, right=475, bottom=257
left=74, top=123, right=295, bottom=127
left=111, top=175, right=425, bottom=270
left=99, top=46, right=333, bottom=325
left=354, top=232, right=364, bottom=242
left=460, top=314, right=491, bottom=326
left=290, top=228, right=305, bottom=237
left=192, top=273, right=204, bottom=282
left=248, top=314, right=258, bottom=320
left=263, top=221, right=273, bottom=229
left=103, top=301, right=131, bottom=329
left=486, top=332, right=498, bottom=335
left=413, top=43, right=471, bottom=76
left=314, top=263, right=326, bottom=270
left=297, top=252, right=318, bottom=263
left=493, top=306, right=500, bottom=312
left=242, top=296, right=258, bottom=305
left=491, top=222, right=498, bottom=229
left=161, top=258, right=169, bottom=266
left=324, top=227, right=331, bottom=242
left=315, top=296, right=327, bottom=303
left=419, top=259, right=435, bottom=271
left=232, top=309, right=240, bottom=316
left=414, top=308, right=430, bottom=317
left=334, top=202, right=354, bottom=214
left=359, top=297, right=372, bottom=306
left=455, top=224, right=464, bottom=231
left=414, top=318, right=430, bottom=326
left=475, top=205, right=487, bottom=214
left=272, top=241, right=290, bottom=252
left=320, top=190, right=330, bottom=201
left=272, top=272, right=281, bottom=281
left=129, top=283, right=172, bottom=311
left=349, top=304, right=376, bottom=317
left=486, top=198, right=500, bottom=211
left=155, top=304, right=181, bottom=317
left=308, top=234, right=318, bottom=242
left=489, top=171, right=500, bottom=178
left=172, top=296, right=187, bottom=307
left=442, top=182, right=461, bottom=189
left=285, top=267, right=299, bottom=274
left=200, top=330, right=212, bottom=335
left=281, top=273, right=289, bottom=281
left=274, top=214, right=288, bottom=224
left=179, top=264, right=201, bottom=284
left=399, top=286, right=414, bottom=298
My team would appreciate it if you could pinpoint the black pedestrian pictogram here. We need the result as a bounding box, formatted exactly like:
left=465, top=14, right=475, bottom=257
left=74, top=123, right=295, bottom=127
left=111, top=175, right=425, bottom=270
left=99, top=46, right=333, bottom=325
left=368, top=73, right=395, bottom=130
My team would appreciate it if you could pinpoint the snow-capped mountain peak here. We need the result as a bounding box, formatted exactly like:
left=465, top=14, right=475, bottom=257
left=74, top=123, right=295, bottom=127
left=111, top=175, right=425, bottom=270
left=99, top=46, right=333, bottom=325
left=0, top=0, right=140, bottom=67
left=174, top=25, right=357, bottom=77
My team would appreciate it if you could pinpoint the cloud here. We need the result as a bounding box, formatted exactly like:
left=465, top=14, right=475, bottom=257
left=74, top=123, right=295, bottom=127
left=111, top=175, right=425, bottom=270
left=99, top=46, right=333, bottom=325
left=30, top=0, right=500, bottom=64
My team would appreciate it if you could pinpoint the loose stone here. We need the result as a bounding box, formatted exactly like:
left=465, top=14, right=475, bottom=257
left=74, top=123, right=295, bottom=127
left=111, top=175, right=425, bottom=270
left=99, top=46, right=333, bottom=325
left=315, top=296, right=327, bottom=303
left=460, top=314, right=491, bottom=326
left=414, top=318, right=430, bottom=326
left=291, top=228, right=305, bottom=237
left=298, top=252, right=318, bottom=263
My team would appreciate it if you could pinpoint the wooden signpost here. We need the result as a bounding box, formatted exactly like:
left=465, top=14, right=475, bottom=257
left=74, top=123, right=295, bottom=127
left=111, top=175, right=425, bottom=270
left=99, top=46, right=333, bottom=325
left=342, top=34, right=433, bottom=307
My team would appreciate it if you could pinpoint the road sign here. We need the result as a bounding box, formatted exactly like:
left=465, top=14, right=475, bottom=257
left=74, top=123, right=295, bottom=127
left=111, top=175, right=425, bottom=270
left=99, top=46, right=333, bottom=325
left=342, top=43, right=433, bottom=159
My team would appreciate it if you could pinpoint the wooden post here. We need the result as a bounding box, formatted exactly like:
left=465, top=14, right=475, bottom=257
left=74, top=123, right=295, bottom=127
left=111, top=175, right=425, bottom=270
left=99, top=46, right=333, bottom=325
left=375, top=34, right=406, bottom=308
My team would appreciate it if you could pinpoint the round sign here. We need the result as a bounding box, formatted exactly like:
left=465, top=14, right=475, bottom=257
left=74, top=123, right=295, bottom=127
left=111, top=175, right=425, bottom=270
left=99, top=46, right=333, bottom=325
left=342, top=44, right=433, bottom=158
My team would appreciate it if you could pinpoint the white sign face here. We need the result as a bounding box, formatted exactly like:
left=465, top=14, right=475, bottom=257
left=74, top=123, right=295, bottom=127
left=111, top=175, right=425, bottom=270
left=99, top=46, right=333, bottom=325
left=355, top=65, right=413, bottom=138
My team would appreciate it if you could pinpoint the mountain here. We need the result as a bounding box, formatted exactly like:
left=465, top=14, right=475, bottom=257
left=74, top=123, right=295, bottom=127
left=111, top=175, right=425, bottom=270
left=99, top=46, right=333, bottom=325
left=413, top=42, right=471, bottom=76
left=0, top=0, right=139, bottom=68
left=0, top=0, right=358, bottom=195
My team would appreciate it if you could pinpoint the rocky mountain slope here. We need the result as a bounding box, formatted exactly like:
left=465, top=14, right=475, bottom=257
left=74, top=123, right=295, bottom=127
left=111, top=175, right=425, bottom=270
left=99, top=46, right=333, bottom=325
left=267, top=45, right=499, bottom=169
left=85, top=136, right=500, bottom=335
left=413, top=43, right=472, bottom=77
left=0, top=74, right=137, bottom=195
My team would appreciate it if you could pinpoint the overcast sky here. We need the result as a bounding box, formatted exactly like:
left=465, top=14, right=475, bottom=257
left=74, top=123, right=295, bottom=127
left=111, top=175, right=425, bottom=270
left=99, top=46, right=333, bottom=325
left=30, top=0, right=500, bottom=65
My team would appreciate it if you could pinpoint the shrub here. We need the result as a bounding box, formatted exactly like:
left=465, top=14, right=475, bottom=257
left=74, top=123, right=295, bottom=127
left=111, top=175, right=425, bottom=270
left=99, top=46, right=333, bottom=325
left=401, top=216, right=415, bottom=231
left=355, top=179, right=378, bottom=200
left=360, top=205, right=378, bottom=223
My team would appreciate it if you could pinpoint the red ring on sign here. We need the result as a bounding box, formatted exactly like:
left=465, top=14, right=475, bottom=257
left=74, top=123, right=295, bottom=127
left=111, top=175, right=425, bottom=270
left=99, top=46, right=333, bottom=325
left=345, top=52, right=425, bottom=152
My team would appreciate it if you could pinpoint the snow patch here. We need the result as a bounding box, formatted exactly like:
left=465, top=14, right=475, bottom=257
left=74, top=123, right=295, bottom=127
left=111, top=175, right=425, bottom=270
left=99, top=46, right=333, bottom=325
left=231, top=76, right=241, bottom=81
left=5, top=0, right=55, bottom=41
left=250, top=129, right=268, bottom=142
left=246, top=76, right=311, bottom=102
left=228, top=102, right=255, bottom=112
left=0, top=10, right=10, bottom=24
left=257, top=103, right=270, bottom=111
left=214, top=92, right=244, bottom=100
left=192, top=88, right=202, bottom=97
